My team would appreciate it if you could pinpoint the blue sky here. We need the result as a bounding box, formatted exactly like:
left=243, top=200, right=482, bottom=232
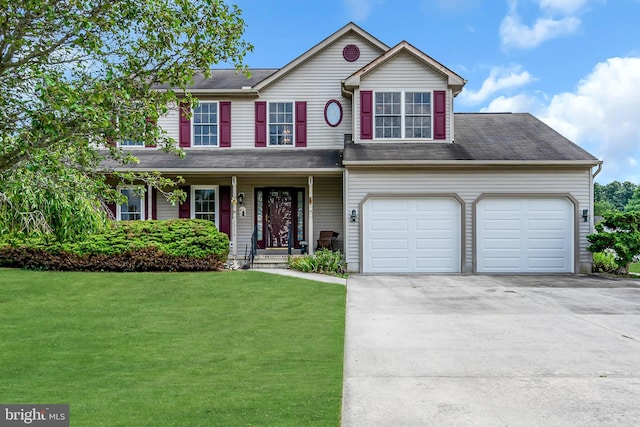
left=232, top=0, right=640, bottom=184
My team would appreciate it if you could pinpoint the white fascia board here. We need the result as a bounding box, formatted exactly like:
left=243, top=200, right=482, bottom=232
left=342, top=160, right=603, bottom=167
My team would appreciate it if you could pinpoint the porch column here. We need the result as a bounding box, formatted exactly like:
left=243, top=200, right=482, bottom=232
left=231, top=176, right=238, bottom=258
left=308, top=176, right=314, bottom=255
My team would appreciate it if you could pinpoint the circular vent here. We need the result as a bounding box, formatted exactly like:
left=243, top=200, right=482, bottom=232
left=343, top=44, right=360, bottom=62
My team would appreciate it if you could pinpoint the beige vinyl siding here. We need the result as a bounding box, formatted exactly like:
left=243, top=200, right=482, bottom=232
left=248, top=33, right=385, bottom=149
left=158, top=103, right=180, bottom=144
left=155, top=195, right=178, bottom=220
left=158, top=33, right=383, bottom=150
left=346, top=168, right=593, bottom=273
left=355, top=52, right=451, bottom=143
left=312, top=176, right=344, bottom=251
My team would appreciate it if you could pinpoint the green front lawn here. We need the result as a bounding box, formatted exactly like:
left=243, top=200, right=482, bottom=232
left=0, top=269, right=345, bottom=426
left=630, top=262, right=640, bottom=273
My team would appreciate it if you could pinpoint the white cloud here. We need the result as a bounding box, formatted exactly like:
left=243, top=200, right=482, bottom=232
left=344, top=0, right=379, bottom=21
left=500, top=0, right=591, bottom=49
left=459, top=65, right=535, bottom=105
left=500, top=15, right=580, bottom=49
left=538, top=57, right=640, bottom=183
left=538, top=0, right=590, bottom=14
left=481, top=93, right=542, bottom=113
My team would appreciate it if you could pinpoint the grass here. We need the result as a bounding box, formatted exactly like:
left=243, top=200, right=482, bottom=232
left=630, top=262, right=640, bottom=273
left=0, top=269, right=345, bottom=426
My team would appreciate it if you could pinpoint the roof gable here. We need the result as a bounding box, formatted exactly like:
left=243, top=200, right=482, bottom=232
left=252, top=22, right=389, bottom=91
left=344, top=41, right=466, bottom=94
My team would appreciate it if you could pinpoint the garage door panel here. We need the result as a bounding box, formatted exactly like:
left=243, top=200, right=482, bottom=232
left=483, top=257, right=520, bottom=269
left=370, top=219, right=408, bottom=231
left=528, top=238, right=566, bottom=250
left=483, top=238, right=520, bottom=250
left=528, top=219, right=565, bottom=230
left=369, top=257, right=409, bottom=270
left=416, top=238, right=455, bottom=250
left=363, top=197, right=461, bottom=273
left=482, top=219, right=520, bottom=230
left=477, top=198, right=574, bottom=273
left=371, top=239, right=408, bottom=250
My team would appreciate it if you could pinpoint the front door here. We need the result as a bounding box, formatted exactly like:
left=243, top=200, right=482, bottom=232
left=255, top=188, right=304, bottom=249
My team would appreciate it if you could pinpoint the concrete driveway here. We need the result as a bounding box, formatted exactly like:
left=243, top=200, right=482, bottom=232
left=341, top=275, right=640, bottom=426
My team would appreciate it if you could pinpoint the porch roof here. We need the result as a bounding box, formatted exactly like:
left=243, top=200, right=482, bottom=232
left=343, top=113, right=600, bottom=166
left=103, top=149, right=343, bottom=174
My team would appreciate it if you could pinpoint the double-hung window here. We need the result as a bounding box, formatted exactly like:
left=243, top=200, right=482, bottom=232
left=118, top=187, right=145, bottom=220
left=191, top=186, right=218, bottom=224
left=375, top=91, right=432, bottom=139
left=193, top=102, right=218, bottom=147
left=268, top=102, right=293, bottom=146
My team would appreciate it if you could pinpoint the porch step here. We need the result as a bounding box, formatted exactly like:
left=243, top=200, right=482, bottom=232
left=251, top=255, right=302, bottom=269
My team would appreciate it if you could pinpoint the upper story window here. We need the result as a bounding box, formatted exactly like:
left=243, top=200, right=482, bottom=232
left=118, top=187, right=145, bottom=220
left=193, top=102, right=218, bottom=147
left=375, top=91, right=432, bottom=139
left=269, top=102, right=293, bottom=146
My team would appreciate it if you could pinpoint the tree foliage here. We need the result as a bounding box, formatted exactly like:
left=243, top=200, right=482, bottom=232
left=594, top=181, right=638, bottom=212
left=587, top=211, right=640, bottom=274
left=624, top=187, right=640, bottom=212
left=0, top=0, right=251, bottom=239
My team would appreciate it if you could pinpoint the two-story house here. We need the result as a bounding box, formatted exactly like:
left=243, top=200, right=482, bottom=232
left=109, top=22, right=601, bottom=274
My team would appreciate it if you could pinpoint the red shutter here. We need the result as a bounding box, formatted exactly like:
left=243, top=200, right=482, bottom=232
left=220, top=101, right=231, bottom=147
left=360, top=90, right=373, bottom=140
left=178, top=185, right=191, bottom=218
left=151, top=188, right=157, bottom=220
left=433, top=90, right=446, bottom=140
left=146, top=117, right=157, bottom=148
left=144, top=190, right=150, bottom=220
left=106, top=202, right=117, bottom=220
left=219, top=186, right=231, bottom=238
left=295, top=101, right=307, bottom=147
left=179, top=101, right=191, bottom=148
left=255, top=101, right=267, bottom=147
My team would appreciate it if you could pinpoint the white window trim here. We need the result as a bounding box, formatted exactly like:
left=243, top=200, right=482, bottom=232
left=118, top=139, right=145, bottom=148
left=373, top=90, right=433, bottom=141
left=190, top=185, right=220, bottom=226
left=267, top=101, right=295, bottom=147
left=116, top=186, right=146, bottom=221
left=191, top=101, right=220, bottom=148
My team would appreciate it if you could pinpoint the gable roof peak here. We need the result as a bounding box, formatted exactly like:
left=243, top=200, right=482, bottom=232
left=252, top=22, right=389, bottom=91
left=344, top=40, right=467, bottom=94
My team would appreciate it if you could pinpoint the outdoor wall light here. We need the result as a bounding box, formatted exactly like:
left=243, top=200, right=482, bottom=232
left=350, top=209, right=358, bottom=222
left=581, top=208, right=589, bottom=222
left=237, top=192, right=245, bottom=205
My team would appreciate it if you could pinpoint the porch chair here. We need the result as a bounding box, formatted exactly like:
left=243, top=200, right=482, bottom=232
left=316, top=230, right=339, bottom=251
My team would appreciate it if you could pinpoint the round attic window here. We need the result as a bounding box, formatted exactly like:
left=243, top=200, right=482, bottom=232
left=343, top=44, right=360, bottom=62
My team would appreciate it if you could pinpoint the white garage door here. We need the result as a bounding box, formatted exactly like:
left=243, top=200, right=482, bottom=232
left=363, top=197, right=461, bottom=273
left=476, top=198, right=574, bottom=273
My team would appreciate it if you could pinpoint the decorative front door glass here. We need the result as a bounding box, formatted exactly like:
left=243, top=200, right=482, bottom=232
left=267, top=190, right=292, bottom=247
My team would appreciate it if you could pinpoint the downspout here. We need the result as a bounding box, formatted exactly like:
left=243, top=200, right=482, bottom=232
left=341, top=82, right=354, bottom=270
left=592, top=163, right=602, bottom=179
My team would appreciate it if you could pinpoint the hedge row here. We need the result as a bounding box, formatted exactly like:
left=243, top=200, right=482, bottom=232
left=0, top=219, right=229, bottom=272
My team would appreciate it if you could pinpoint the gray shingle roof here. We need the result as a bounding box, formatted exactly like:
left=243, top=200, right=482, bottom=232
left=343, top=113, right=599, bottom=163
left=153, top=69, right=278, bottom=91
left=104, top=149, right=343, bottom=172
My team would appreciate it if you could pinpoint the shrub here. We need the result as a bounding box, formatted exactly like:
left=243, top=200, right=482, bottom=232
left=0, top=219, right=229, bottom=272
left=289, top=249, right=346, bottom=277
left=587, top=211, right=640, bottom=274
left=592, top=251, right=617, bottom=273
